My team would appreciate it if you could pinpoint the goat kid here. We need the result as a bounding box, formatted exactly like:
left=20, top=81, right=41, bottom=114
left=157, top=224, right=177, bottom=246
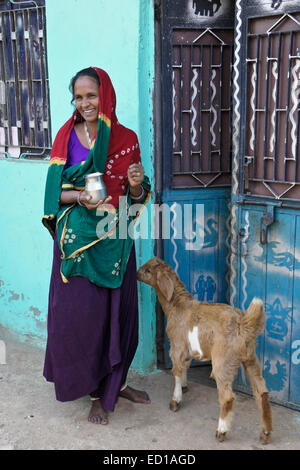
left=137, top=257, right=272, bottom=444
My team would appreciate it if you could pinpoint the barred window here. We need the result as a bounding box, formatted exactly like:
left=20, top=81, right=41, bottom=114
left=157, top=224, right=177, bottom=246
left=244, top=13, right=300, bottom=200
left=0, top=0, right=51, bottom=159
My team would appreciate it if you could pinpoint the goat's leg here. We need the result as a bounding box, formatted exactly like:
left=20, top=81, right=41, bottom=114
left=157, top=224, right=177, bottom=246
left=242, top=356, right=272, bottom=444
left=169, top=363, right=189, bottom=411
left=181, top=368, right=188, bottom=393
left=182, top=358, right=191, bottom=393
left=214, top=380, right=236, bottom=442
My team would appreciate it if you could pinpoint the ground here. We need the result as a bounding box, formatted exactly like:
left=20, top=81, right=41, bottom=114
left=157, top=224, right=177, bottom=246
left=0, top=326, right=300, bottom=451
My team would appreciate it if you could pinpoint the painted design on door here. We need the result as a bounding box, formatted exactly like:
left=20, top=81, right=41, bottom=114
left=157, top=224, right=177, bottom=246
left=194, top=274, right=216, bottom=301
left=254, top=241, right=300, bottom=271
left=192, top=0, right=222, bottom=17
left=264, top=360, right=287, bottom=392
left=271, top=0, right=283, bottom=10
left=265, top=298, right=293, bottom=342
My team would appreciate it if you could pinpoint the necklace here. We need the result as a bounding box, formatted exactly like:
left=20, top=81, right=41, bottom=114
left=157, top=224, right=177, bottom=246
left=84, top=121, right=92, bottom=148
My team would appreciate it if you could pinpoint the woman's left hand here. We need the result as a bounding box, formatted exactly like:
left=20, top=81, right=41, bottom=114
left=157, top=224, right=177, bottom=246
left=127, top=163, right=144, bottom=188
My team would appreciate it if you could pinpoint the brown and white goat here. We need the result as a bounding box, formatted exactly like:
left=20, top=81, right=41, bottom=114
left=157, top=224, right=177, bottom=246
left=137, top=257, right=272, bottom=444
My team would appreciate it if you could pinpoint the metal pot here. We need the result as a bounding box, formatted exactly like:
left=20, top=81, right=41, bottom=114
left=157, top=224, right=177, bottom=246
left=84, top=172, right=107, bottom=204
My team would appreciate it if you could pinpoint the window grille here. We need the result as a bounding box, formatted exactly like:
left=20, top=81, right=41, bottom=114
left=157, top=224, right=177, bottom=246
left=244, top=13, right=300, bottom=200
left=171, top=28, right=233, bottom=188
left=0, top=0, right=51, bottom=159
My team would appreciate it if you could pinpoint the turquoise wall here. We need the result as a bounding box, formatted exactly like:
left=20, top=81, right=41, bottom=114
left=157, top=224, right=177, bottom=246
left=0, top=0, right=156, bottom=373
left=0, top=159, right=50, bottom=347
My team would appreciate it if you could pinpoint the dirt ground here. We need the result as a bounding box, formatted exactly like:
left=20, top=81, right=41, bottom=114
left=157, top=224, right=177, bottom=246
left=0, top=326, right=300, bottom=451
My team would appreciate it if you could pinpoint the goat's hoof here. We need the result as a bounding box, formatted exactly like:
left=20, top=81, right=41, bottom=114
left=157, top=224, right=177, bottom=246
left=216, top=431, right=226, bottom=442
left=260, top=430, right=271, bottom=445
left=169, top=400, right=180, bottom=412
left=182, top=386, right=188, bottom=394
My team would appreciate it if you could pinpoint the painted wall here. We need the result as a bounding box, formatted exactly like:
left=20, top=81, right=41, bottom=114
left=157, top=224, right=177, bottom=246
left=0, top=0, right=156, bottom=373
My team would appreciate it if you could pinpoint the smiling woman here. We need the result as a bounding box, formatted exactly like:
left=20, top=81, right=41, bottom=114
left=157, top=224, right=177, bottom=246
left=71, top=68, right=100, bottom=149
left=42, top=66, right=151, bottom=425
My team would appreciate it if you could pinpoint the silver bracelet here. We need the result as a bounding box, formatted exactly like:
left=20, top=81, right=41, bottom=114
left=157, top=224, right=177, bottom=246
left=130, top=186, right=145, bottom=201
left=77, top=190, right=84, bottom=206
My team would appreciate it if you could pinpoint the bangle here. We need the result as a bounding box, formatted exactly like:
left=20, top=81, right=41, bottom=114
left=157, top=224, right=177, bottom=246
left=130, top=186, right=145, bottom=201
left=77, top=190, right=84, bottom=206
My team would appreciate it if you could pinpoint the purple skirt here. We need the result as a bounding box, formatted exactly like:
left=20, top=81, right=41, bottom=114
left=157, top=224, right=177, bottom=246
left=43, top=236, right=139, bottom=411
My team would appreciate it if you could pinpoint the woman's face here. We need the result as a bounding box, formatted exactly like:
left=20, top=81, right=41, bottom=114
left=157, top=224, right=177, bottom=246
left=73, top=76, right=99, bottom=124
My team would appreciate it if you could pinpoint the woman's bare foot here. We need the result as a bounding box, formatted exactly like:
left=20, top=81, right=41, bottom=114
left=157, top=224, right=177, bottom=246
left=88, top=399, right=108, bottom=424
left=119, top=385, right=150, bottom=404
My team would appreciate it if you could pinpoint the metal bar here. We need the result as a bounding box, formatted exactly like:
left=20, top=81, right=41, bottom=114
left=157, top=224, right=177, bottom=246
left=264, top=34, right=271, bottom=179
left=250, top=177, right=299, bottom=185
left=0, top=13, right=9, bottom=140
left=236, top=198, right=300, bottom=210
left=253, top=36, right=261, bottom=177
left=179, top=44, right=183, bottom=172
left=27, top=7, right=36, bottom=146
left=248, top=29, right=300, bottom=38
left=9, top=0, right=38, bottom=8
left=38, top=5, right=47, bottom=147
left=218, top=44, right=222, bottom=172
left=227, top=44, right=233, bottom=173
left=295, top=104, right=300, bottom=183
left=173, top=170, right=230, bottom=175
left=285, top=31, right=294, bottom=181
left=199, top=44, right=203, bottom=172
left=11, top=9, right=25, bottom=146
left=191, top=44, right=200, bottom=172
left=21, top=8, right=34, bottom=147
left=208, top=44, right=213, bottom=172
left=273, top=32, right=282, bottom=181
left=8, top=11, right=16, bottom=146
left=189, top=44, right=192, bottom=173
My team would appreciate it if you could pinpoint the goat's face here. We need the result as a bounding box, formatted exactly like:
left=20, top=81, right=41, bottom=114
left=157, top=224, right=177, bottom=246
left=137, top=257, right=162, bottom=286
left=137, top=257, right=175, bottom=302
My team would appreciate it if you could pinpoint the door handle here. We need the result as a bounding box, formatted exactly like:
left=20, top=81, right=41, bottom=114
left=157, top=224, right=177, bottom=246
left=260, top=206, right=275, bottom=245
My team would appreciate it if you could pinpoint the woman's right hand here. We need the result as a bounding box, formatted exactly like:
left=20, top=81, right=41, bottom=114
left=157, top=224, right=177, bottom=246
left=78, top=191, right=112, bottom=210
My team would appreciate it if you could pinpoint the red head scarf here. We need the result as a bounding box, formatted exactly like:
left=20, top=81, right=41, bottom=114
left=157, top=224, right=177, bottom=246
left=49, top=67, right=142, bottom=209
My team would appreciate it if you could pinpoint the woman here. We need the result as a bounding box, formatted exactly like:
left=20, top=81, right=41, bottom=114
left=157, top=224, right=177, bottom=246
left=42, top=67, right=151, bottom=424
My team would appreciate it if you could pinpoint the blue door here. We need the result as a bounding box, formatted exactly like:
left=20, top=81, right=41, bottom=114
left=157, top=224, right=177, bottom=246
left=231, top=0, right=300, bottom=410
left=159, top=0, right=235, bottom=367
left=159, top=0, right=300, bottom=410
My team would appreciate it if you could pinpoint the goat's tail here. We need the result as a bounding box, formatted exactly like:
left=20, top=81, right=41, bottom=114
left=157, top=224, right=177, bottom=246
left=241, top=298, right=265, bottom=342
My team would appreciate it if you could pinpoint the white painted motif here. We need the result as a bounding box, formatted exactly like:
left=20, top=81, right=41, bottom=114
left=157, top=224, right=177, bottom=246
left=292, top=340, right=300, bottom=365
left=170, top=202, right=180, bottom=274
left=172, top=71, right=177, bottom=149
left=289, top=57, right=300, bottom=160
left=249, top=62, right=257, bottom=153
left=210, top=69, right=217, bottom=147
left=191, top=68, right=198, bottom=146
left=229, top=0, right=242, bottom=307
left=270, top=61, right=278, bottom=155
left=241, top=211, right=250, bottom=311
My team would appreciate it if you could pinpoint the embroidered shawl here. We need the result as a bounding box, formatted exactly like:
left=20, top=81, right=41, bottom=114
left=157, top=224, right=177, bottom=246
left=42, top=67, right=150, bottom=288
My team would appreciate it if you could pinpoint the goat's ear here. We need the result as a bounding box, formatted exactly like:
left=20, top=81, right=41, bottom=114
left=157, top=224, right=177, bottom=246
left=157, top=271, right=174, bottom=302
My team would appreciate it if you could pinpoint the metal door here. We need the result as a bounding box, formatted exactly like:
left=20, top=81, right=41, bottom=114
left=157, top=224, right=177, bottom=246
left=232, top=0, right=300, bottom=410
left=158, top=0, right=235, bottom=367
